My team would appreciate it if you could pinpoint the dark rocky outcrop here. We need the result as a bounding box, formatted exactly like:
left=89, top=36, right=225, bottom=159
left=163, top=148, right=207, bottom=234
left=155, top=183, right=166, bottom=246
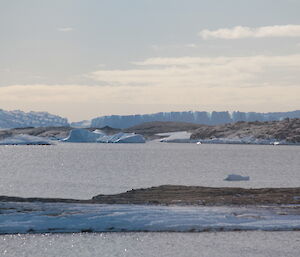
left=190, top=118, right=300, bottom=143
left=1, top=185, right=300, bottom=206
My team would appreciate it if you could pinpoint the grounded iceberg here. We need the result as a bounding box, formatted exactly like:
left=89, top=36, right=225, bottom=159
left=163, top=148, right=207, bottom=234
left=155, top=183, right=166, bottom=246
left=97, top=132, right=145, bottom=143
left=0, top=135, right=52, bottom=145
left=61, top=128, right=101, bottom=143
left=62, top=129, right=145, bottom=143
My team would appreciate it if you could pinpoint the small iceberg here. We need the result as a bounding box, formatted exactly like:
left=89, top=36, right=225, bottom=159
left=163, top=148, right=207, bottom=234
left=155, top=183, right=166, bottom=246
left=224, top=174, right=250, bottom=181
left=0, top=135, right=52, bottom=145
left=61, top=128, right=101, bottom=143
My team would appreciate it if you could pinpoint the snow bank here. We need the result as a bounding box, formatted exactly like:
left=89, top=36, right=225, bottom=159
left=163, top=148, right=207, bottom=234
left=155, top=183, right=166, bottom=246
left=0, top=135, right=52, bottom=145
left=62, top=128, right=101, bottom=143
left=224, top=174, right=250, bottom=181
left=1, top=202, right=299, bottom=234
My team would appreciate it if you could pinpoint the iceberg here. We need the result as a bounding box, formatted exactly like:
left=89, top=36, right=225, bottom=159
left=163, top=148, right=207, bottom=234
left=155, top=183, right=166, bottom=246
left=61, top=128, right=101, bottom=143
left=0, top=135, right=52, bottom=145
left=224, top=174, right=250, bottom=181
left=62, top=129, right=145, bottom=143
left=97, top=132, right=146, bottom=143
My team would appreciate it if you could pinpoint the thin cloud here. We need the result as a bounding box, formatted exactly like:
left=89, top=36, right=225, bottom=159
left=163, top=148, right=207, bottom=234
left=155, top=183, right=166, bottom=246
left=199, top=25, right=300, bottom=39
left=89, top=55, right=300, bottom=88
left=57, top=27, right=74, bottom=32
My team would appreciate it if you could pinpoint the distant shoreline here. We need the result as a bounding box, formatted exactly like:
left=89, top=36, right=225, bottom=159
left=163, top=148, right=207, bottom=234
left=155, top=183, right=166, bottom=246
left=1, top=185, right=300, bottom=206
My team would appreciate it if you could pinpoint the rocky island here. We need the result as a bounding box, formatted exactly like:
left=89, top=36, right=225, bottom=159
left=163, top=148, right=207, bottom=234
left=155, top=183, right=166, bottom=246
left=1, top=185, right=300, bottom=206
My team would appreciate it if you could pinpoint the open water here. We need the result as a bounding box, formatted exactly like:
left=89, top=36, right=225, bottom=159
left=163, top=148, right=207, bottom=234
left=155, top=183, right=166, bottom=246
left=0, top=143, right=300, bottom=256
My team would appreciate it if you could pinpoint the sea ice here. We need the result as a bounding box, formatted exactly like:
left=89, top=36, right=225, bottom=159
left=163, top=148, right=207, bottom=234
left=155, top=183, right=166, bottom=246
left=0, top=135, right=52, bottom=145
left=1, top=202, right=299, bottom=234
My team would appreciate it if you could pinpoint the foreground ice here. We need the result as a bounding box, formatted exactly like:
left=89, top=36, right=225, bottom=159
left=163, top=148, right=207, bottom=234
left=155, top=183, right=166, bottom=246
left=1, top=202, right=299, bottom=234
left=62, top=129, right=145, bottom=143
left=0, top=135, right=52, bottom=145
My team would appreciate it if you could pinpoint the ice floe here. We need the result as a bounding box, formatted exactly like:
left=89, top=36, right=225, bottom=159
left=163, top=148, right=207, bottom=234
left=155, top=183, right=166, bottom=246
left=224, top=174, right=250, bottom=181
left=1, top=202, right=299, bottom=234
left=0, top=135, right=52, bottom=145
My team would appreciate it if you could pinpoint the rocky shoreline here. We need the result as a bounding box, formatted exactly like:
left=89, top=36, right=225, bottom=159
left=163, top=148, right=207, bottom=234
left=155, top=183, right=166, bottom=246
left=1, top=185, right=300, bottom=206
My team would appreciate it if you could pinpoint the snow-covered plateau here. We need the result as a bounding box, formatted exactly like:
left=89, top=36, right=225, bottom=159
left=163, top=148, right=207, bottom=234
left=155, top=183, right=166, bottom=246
left=0, top=202, right=299, bottom=234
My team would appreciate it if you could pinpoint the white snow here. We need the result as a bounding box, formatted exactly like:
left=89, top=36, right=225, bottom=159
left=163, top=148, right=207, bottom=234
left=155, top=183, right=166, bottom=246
left=62, top=129, right=145, bottom=143
left=224, top=174, right=250, bottom=181
left=1, top=202, right=299, bottom=234
left=0, top=135, right=52, bottom=145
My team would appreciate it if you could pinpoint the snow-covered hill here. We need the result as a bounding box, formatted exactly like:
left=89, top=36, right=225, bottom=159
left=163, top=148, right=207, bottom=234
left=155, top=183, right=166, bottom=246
left=0, top=109, right=69, bottom=129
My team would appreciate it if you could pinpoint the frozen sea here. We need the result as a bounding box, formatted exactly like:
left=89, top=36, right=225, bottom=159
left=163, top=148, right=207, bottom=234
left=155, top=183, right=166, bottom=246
left=1, top=142, right=300, bottom=256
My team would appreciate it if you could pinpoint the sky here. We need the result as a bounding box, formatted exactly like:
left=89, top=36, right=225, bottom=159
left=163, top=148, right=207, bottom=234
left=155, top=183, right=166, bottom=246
left=0, top=0, right=300, bottom=121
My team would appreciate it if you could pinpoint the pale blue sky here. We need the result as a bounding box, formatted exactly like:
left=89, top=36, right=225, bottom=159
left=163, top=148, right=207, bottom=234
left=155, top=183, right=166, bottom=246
left=0, top=0, right=300, bottom=120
